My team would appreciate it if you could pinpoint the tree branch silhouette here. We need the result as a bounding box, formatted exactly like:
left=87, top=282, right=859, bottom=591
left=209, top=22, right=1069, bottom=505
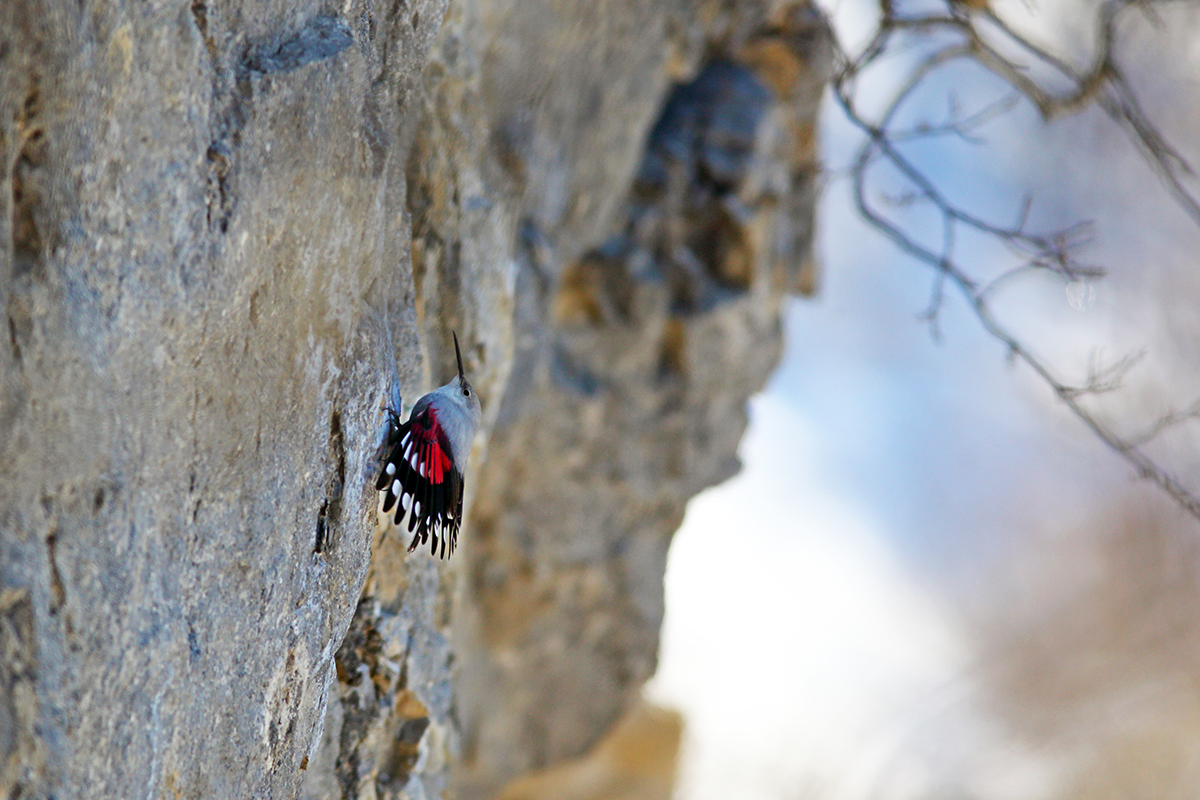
left=831, top=0, right=1200, bottom=520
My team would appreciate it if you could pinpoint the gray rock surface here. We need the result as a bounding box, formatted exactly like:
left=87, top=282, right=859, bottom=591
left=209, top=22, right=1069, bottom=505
left=0, top=0, right=830, bottom=797
left=1, top=2, right=449, bottom=797
left=452, top=6, right=831, bottom=795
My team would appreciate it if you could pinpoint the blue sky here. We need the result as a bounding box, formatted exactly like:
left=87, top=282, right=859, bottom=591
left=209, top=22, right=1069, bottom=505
left=647, top=1, right=1200, bottom=796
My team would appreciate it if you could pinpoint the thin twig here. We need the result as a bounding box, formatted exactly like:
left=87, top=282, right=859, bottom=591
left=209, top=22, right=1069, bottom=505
left=829, top=1, right=1200, bottom=521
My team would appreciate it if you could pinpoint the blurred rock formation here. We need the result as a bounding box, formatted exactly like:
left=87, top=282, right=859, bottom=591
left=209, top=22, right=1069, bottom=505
left=0, top=1, right=830, bottom=798
left=495, top=701, right=683, bottom=800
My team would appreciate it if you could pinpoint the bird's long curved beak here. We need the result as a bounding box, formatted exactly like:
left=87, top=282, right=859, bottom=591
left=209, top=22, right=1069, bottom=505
left=453, top=331, right=466, bottom=381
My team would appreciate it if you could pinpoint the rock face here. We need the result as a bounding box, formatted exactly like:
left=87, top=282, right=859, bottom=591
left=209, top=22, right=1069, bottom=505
left=494, top=700, right=684, bottom=800
left=451, top=6, right=830, bottom=796
left=0, top=1, right=829, bottom=798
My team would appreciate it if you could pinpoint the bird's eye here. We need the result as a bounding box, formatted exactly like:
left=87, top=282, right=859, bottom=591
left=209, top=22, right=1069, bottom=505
left=462, top=387, right=471, bottom=397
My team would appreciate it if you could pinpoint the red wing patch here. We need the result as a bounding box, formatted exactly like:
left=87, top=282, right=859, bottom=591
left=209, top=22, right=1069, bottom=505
left=376, top=405, right=464, bottom=558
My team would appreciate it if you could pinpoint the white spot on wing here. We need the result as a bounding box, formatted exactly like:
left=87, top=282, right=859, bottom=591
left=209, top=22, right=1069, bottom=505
left=402, top=494, right=412, bottom=511
left=392, top=480, right=401, bottom=497
left=401, top=431, right=411, bottom=448
left=419, top=460, right=426, bottom=478
left=386, top=462, right=396, bottom=476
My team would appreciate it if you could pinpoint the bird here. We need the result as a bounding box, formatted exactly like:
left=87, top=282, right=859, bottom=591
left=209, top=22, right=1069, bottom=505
left=376, top=332, right=482, bottom=558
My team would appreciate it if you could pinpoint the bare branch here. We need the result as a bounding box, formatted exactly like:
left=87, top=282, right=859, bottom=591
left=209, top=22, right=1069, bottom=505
left=889, top=92, right=1021, bottom=143
left=1129, top=398, right=1200, bottom=447
left=829, top=0, right=1200, bottom=521
left=1060, top=350, right=1146, bottom=399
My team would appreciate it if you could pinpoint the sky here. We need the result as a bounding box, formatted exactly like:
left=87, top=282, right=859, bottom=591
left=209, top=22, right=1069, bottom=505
left=647, top=1, right=1200, bottom=797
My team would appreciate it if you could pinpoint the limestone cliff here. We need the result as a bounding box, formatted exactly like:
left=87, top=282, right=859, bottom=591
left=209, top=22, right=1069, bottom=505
left=0, top=1, right=829, bottom=798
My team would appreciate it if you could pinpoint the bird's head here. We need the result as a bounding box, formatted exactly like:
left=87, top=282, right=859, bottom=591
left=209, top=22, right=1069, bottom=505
left=444, top=331, right=482, bottom=426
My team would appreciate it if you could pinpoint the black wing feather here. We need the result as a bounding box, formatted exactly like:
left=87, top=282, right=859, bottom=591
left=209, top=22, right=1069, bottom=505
left=377, top=406, right=466, bottom=559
